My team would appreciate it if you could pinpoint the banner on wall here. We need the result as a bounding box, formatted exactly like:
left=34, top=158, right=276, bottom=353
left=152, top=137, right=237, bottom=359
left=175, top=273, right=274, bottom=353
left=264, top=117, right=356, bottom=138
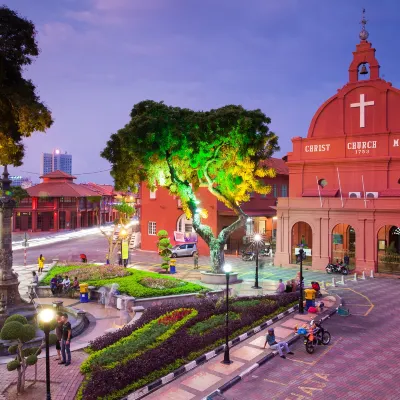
left=174, top=231, right=198, bottom=243
left=121, top=240, right=129, bottom=259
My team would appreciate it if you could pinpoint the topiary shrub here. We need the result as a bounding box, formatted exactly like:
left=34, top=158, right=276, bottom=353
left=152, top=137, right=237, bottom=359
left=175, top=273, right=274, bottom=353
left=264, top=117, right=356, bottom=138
left=157, top=230, right=172, bottom=271
left=0, top=314, right=44, bottom=394
left=49, top=333, right=58, bottom=346
left=7, top=360, right=20, bottom=372
left=4, top=315, right=28, bottom=325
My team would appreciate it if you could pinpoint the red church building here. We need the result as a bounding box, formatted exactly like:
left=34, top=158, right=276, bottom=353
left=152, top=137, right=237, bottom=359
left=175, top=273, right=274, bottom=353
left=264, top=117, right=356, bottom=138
left=274, top=18, right=400, bottom=274
left=140, top=158, right=288, bottom=255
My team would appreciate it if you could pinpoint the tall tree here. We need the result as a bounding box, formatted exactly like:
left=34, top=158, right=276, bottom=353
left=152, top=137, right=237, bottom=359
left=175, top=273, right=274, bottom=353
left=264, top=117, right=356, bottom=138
left=0, top=6, right=53, bottom=166
left=102, top=100, right=279, bottom=273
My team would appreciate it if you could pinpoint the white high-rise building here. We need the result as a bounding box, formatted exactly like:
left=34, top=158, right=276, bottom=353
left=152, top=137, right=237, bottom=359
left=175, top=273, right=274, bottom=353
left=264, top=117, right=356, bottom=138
left=41, top=149, right=72, bottom=175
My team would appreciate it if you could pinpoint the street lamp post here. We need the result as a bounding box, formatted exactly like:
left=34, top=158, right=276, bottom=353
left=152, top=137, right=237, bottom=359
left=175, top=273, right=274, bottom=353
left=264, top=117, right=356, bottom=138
left=38, top=308, right=56, bottom=400
left=298, top=245, right=304, bottom=314
left=222, top=263, right=232, bottom=365
left=252, top=234, right=262, bottom=289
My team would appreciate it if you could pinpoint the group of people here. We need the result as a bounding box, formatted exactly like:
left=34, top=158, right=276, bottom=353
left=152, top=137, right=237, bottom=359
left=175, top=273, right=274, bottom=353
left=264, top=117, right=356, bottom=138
left=50, top=275, right=79, bottom=295
left=55, top=312, right=73, bottom=366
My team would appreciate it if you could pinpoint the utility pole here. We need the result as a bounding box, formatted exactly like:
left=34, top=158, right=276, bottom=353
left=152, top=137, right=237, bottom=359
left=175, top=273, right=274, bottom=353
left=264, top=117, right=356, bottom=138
left=23, top=232, right=29, bottom=267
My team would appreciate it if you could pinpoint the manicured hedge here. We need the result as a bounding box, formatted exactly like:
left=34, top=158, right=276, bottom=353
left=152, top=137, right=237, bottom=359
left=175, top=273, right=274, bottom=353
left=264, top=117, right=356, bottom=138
left=79, top=293, right=299, bottom=400
left=39, top=264, right=206, bottom=298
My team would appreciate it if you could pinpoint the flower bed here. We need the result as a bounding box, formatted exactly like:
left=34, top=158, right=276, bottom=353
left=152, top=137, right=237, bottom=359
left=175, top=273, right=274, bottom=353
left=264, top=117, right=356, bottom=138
left=39, top=264, right=206, bottom=298
left=78, top=293, right=299, bottom=400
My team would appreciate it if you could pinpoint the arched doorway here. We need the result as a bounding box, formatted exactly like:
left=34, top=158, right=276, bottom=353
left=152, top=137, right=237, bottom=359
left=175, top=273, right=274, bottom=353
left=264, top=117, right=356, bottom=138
left=331, top=224, right=355, bottom=267
left=291, top=222, right=312, bottom=266
left=377, top=225, right=400, bottom=274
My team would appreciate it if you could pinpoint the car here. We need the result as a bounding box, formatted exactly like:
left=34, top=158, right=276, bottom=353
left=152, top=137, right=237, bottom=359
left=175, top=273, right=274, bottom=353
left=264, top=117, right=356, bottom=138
left=170, top=243, right=197, bottom=258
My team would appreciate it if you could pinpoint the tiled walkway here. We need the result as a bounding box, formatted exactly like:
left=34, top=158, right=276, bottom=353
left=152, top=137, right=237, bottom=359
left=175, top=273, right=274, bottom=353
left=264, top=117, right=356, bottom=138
left=129, top=294, right=338, bottom=400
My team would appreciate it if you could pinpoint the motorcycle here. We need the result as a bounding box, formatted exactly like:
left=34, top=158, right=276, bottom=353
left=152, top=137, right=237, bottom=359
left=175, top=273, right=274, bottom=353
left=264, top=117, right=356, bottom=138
left=301, top=319, right=331, bottom=354
left=259, top=247, right=271, bottom=257
left=326, top=262, right=349, bottom=275
left=241, top=250, right=255, bottom=261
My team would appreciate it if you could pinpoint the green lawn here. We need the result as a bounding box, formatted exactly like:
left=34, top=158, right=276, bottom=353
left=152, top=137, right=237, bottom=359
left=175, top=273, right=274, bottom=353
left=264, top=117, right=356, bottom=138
left=40, top=264, right=207, bottom=298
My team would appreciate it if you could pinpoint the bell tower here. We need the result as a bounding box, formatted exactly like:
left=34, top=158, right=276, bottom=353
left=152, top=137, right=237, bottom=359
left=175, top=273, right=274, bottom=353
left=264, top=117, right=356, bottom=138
left=348, top=9, right=380, bottom=83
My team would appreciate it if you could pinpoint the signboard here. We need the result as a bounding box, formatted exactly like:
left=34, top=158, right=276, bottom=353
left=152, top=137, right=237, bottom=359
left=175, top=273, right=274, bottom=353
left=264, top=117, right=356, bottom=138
left=295, top=248, right=312, bottom=256
left=174, top=231, right=198, bottom=243
left=121, top=240, right=129, bottom=260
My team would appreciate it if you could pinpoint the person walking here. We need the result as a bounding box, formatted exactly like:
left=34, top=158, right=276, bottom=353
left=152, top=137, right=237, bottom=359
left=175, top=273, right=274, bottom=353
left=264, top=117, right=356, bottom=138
left=55, top=312, right=63, bottom=361
left=37, top=254, right=45, bottom=274
left=59, top=313, right=72, bottom=366
left=264, top=327, right=294, bottom=359
left=193, top=251, right=199, bottom=269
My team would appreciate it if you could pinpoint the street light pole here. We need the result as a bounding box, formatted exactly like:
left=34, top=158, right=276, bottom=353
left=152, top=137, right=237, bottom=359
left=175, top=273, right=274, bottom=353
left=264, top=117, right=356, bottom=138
left=299, top=246, right=304, bottom=314
left=222, top=263, right=232, bottom=365
left=252, top=234, right=262, bottom=289
left=44, top=323, right=51, bottom=400
left=38, top=308, right=56, bottom=400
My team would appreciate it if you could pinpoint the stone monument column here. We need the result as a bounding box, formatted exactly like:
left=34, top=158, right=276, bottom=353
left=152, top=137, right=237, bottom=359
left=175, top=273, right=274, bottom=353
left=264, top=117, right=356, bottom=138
left=0, top=165, right=21, bottom=306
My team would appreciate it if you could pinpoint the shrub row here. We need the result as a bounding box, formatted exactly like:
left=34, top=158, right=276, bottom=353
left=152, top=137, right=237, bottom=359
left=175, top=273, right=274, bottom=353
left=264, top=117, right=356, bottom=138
left=79, top=293, right=299, bottom=399
left=40, top=264, right=206, bottom=298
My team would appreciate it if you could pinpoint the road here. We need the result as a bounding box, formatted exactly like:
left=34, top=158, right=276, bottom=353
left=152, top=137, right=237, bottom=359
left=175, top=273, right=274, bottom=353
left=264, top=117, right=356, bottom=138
left=12, top=233, right=108, bottom=265
left=221, top=277, right=400, bottom=400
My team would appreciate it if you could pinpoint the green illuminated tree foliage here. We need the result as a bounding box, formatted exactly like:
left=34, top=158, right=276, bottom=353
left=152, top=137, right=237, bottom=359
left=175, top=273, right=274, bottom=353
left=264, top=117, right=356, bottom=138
left=102, top=100, right=279, bottom=272
left=0, top=6, right=53, bottom=166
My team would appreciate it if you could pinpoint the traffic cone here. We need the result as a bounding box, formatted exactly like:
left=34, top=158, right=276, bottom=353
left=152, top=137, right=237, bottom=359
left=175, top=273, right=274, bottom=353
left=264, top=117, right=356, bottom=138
left=353, top=273, right=357, bottom=282
left=331, top=277, right=336, bottom=287
left=370, top=270, right=374, bottom=278
left=361, top=271, right=366, bottom=280
left=340, top=275, right=345, bottom=285
left=322, top=281, right=327, bottom=290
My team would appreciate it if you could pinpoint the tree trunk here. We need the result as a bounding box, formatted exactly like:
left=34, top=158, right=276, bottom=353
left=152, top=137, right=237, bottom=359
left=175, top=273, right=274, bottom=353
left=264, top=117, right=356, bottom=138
left=209, top=239, right=225, bottom=273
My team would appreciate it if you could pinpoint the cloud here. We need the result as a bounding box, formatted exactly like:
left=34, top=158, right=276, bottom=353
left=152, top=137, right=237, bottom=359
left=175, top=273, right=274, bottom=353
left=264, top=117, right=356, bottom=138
left=66, top=0, right=167, bottom=25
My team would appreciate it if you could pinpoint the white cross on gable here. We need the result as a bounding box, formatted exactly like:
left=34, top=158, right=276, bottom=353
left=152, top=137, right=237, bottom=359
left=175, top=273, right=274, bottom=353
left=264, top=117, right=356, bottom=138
left=350, top=94, right=374, bottom=128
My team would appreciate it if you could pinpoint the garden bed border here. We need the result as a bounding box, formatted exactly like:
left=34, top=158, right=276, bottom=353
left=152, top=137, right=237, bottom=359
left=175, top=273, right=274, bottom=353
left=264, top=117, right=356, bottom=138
left=123, top=303, right=299, bottom=400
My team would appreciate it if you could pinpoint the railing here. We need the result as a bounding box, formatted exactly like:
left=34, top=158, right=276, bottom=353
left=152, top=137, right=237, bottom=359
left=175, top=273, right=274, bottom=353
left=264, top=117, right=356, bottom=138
left=377, top=253, right=400, bottom=274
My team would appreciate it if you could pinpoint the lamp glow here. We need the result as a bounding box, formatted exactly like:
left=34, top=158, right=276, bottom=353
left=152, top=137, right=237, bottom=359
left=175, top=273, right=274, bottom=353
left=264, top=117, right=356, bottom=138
left=39, top=308, right=56, bottom=323
left=120, top=229, right=127, bottom=236
left=247, top=217, right=252, bottom=222
left=272, top=216, right=278, bottom=220
left=254, top=234, right=262, bottom=242
left=223, top=264, right=232, bottom=273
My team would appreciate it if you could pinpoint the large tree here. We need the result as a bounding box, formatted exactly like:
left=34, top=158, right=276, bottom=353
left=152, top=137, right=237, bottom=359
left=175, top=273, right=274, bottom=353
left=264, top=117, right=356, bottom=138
left=0, top=6, right=53, bottom=166
left=102, top=100, right=279, bottom=272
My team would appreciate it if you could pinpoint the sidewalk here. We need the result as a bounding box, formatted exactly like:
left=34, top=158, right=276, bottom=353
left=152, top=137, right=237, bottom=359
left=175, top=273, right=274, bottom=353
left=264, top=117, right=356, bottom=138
left=127, top=293, right=339, bottom=400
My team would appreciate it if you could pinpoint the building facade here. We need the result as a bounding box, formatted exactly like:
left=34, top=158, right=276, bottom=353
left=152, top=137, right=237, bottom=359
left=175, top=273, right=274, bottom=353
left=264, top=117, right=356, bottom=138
left=274, top=22, right=400, bottom=274
left=42, top=149, right=72, bottom=175
left=10, top=176, right=33, bottom=189
left=13, top=171, right=115, bottom=232
left=140, top=158, right=289, bottom=255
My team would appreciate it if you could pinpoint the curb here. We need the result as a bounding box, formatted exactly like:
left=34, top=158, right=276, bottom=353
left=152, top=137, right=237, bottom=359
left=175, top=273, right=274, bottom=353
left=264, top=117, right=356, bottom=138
left=126, top=304, right=300, bottom=400
left=203, top=297, right=342, bottom=400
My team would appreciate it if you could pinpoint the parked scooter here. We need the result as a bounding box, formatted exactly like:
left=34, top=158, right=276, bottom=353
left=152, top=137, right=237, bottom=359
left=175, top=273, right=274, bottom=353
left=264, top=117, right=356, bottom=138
left=241, top=250, right=255, bottom=261
left=259, top=246, right=271, bottom=257
left=326, top=260, right=349, bottom=275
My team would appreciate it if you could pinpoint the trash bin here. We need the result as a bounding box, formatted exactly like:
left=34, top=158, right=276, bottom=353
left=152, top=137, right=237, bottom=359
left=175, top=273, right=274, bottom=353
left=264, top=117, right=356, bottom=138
left=170, top=259, right=176, bottom=274
left=79, top=283, right=89, bottom=303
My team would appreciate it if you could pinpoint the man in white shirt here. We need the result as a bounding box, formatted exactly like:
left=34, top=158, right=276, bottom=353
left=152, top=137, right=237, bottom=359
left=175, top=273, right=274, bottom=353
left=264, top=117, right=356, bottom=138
left=276, top=279, right=285, bottom=294
left=62, top=276, right=71, bottom=292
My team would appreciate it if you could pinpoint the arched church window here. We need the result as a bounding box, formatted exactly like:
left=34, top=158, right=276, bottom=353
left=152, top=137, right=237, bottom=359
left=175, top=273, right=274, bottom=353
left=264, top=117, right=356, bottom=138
left=318, top=179, right=328, bottom=188
left=177, top=214, right=194, bottom=233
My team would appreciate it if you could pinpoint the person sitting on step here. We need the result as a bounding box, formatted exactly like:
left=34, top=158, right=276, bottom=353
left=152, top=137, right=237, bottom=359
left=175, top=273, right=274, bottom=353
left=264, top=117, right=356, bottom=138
left=264, top=328, right=294, bottom=359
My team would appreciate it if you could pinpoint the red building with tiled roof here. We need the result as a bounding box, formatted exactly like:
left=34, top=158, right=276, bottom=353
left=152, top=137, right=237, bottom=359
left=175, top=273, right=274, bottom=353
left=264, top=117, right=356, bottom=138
left=140, top=157, right=288, bottom=255
left=13, top=171, right=116, bottom=232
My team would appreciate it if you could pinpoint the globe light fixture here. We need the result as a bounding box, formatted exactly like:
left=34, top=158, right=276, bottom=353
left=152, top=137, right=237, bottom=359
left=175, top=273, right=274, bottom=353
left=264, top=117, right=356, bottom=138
left=254, top=233, right=262, bottom=242
left=38, top=308, right=56, bottom=323
left=223, top=263, right=232, bottom=273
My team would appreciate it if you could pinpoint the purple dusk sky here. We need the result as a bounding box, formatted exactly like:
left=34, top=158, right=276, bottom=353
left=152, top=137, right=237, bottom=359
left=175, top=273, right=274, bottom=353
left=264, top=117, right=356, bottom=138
left=6, top=0, right=400, bottom=185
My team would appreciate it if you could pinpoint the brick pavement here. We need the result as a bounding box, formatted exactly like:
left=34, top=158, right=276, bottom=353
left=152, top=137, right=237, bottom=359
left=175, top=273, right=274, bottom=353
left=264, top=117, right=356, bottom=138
left=222, top=278, right=400, bottom=400
left=0, top=351, right=87, bottom=400
left=128, top=293, right=339, bottom=400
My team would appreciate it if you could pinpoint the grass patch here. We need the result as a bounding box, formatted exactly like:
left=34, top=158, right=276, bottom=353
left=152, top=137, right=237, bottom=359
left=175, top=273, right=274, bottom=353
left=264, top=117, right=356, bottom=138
left=40, top=264, right=206, bottom=298
left=188, top=312, right=240, bottom=336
